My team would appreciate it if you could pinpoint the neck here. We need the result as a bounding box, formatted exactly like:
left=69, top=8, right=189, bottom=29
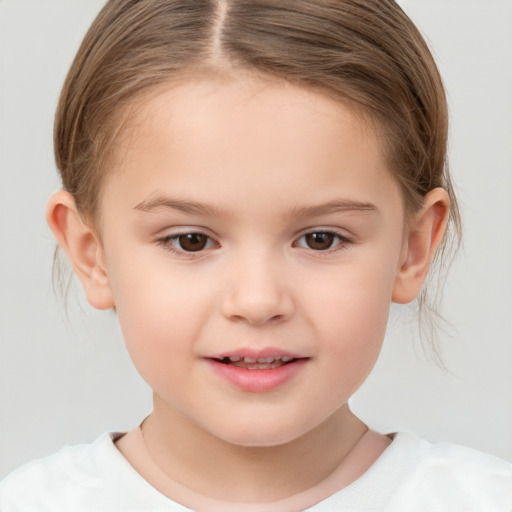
left=140, top=396, right=369, bottom=503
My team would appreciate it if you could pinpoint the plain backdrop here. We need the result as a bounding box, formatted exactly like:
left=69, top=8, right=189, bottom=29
left=0, top=0, right=511, bottom=479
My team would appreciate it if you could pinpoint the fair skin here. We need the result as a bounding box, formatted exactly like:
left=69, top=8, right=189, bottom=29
left=47, top=75, right=449, bottom=505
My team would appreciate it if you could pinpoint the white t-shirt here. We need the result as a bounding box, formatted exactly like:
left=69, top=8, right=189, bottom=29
left=0, top=431, right=510, bottom=511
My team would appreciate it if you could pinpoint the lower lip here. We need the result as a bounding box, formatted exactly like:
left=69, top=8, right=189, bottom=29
left=206, top=359, right=308, bottom=393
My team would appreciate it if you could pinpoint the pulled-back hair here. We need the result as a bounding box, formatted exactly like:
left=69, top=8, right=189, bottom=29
left=54, top=0, right=461, bottom=357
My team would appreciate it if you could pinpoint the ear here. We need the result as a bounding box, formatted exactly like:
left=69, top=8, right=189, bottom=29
left=46, top=190, right=115, bottom=310
left=392, top=188, right=450, bottom=304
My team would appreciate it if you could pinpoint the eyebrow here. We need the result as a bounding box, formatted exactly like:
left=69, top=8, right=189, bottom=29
left=289, top=200, right=378, bottom=218
left=134, top=196, right=378, bottom=218
left=134, top=197, right=231, bottom=217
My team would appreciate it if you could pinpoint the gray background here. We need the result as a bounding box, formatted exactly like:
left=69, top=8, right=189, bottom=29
left=1, top=0, right=511, bottom=479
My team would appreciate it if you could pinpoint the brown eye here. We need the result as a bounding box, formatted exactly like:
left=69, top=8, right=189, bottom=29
left=177, top=233, right=208, bottom=252
left=304, top=232, right=336, bottom=250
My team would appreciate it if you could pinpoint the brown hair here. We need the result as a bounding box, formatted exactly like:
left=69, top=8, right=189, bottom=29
left=54, top=0, right=461, bottom=357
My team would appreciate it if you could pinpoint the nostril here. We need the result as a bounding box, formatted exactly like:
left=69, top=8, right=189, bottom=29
left=220, top=280, right=295, bottom=325
left=226, top=310, right=290, bottom=326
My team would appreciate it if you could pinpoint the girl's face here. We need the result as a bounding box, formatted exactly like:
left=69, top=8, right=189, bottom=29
left=99, top=76, right=407, bottom=446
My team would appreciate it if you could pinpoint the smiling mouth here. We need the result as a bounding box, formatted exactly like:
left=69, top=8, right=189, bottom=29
left=214, top=355, right=299, bottom=370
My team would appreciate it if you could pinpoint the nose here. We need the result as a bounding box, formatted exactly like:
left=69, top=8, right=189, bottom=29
left=220, top=250, right=295, bottom=326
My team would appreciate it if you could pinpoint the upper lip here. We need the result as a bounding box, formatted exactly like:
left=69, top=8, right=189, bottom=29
left=206, top=347, right=306, bottom=361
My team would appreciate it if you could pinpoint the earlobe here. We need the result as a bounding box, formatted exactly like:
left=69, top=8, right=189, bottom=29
left=392, top=188, right=450, bottom=304
left=46, top=190, right=115, bottom=310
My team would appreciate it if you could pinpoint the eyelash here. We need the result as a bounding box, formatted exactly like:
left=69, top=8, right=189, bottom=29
left=294, top=230, right=352, bottom=254
left=156, top=230, right=352, bottom=257
left=156, top=232, right=218, bottom=258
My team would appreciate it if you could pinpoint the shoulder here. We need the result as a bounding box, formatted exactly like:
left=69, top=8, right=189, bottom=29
left=0, top=432, right=191, bottom=511
left=393, top=430, right=511, bottom=476
left=313, top=431, right=511, bottom=512
left=0, top=433, right=113, bottom=511
left=385, top=432, right=512, bottom=511
left=0, top=432, right=187, bottom=512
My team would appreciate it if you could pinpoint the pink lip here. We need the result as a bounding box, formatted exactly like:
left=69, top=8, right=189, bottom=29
left=208, top=347, right=302, bottom=360
left=205, top=348, right=309, bottom=393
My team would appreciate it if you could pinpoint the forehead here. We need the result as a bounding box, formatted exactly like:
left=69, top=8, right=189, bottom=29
left=126, top=75, right=379, bottom=150
left=103, top=75, right=402, bottom=220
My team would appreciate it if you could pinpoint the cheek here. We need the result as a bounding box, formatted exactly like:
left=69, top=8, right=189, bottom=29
left=310, top=297, right=388, bottom=413
left=108, top=258, right=215, bottom=378
left=319, top=293, right=388, bottom=378
left=306, top=255, right=396, bottom=331
left=305, top=258, right=397, bottom=380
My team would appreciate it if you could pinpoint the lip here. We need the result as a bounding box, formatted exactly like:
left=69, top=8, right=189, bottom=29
left=208, top=347, right=303, bottom=361
left=205, top=348, right=309, bottom=393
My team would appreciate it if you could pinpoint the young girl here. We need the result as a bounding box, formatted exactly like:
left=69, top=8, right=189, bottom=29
left=1, top=0, right=510, bottom=510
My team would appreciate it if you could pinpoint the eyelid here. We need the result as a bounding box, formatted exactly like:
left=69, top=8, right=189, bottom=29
left=293, top=228, right=353, bottom=253
left=154, top=226, right=353, bottom=258
left=156, top=228, right=220, bottom=257
left=294, top=226, right=352, bottom=240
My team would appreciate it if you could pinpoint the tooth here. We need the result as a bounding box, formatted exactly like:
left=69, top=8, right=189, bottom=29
left=281, top=356, right=293, bottom=362
left=257, top=357, right=275, bottom=363
left=243, top=357, right=257, bottom=363
left=228, top=356, right=242, bottom=362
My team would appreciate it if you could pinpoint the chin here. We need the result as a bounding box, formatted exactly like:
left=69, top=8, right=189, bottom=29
left=209, top=416, right=312, bottom=448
